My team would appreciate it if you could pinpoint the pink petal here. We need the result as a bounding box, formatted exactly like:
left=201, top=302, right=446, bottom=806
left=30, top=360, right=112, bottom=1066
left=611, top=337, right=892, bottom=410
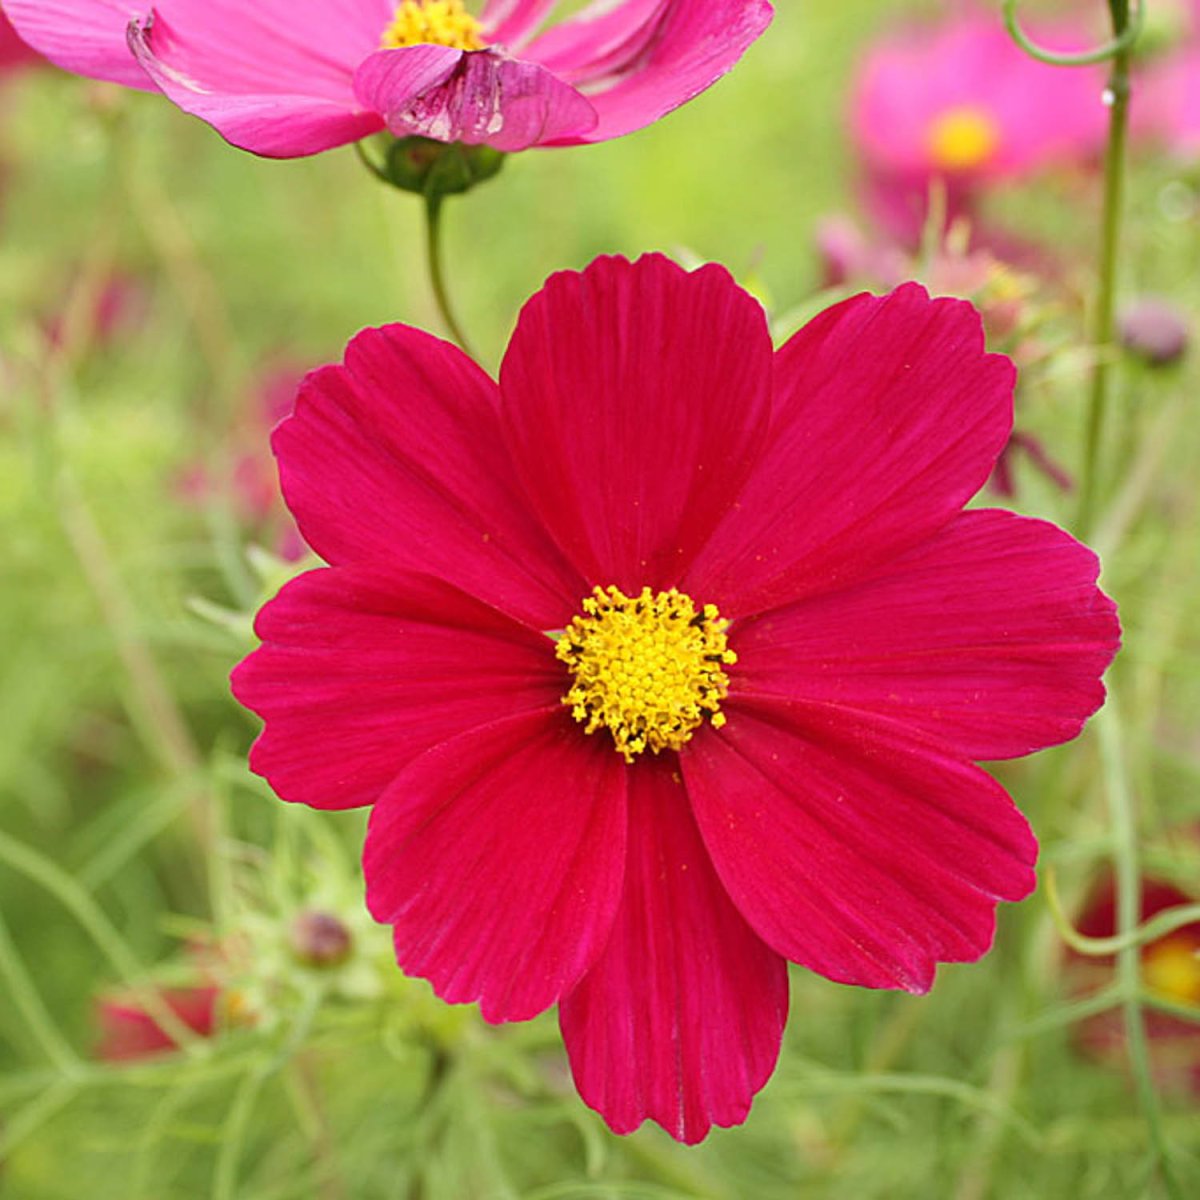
left=520, top=0, right=665, bottom=81
left=2, top=1, right=153, bottom=88
left=354, top=47, right=597, bottom=151
left=274, top=323, right=583, bottom=630
left=731, top=509, right=1119, bottom=761
left=231, top=566, right=565, bottom=810
left=499, top=254, right=772, bottom=592
left=851, top=14, right=1105, bottom=180
left=683, top=283, right=1014, bottom=618
left=365, top=710, right=628, bottom=1023
left=560, top=758, right=787, bottom=1143
left=533, top=0, right=775, bottom=144
left=480, top=0, right=558, bottom=50
left=682, top=701, right=1037, bottom=992
left=129, top=8, right=383, bottom=157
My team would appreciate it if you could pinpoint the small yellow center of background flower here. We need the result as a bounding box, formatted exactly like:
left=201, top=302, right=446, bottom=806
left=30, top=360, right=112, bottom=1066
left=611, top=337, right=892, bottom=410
left=1142, top=934, right=1200, bottom=1007
left=381, top=0, right=485, bottom=51
left=926, top=105, right=1001, bottom=171
left=557, top=586, right=736, bottom=763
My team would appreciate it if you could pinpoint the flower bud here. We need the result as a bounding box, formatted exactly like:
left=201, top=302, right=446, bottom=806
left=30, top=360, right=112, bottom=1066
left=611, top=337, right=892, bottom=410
left=289, top=909, right=353, bottom=968
left=376, top=135, right=505, bottom=199
left=1118, top=296, right=1190, bottom=367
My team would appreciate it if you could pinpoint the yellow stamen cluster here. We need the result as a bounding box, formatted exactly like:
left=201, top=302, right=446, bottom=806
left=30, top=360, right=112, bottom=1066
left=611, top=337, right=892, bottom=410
left=926, top=105, right=1000, bottom=171
left=380, top=0, right=485, bottom=51
left=1142, top=935, right=1200, bottom=1007
left=557, top=585, right=737, bottom=763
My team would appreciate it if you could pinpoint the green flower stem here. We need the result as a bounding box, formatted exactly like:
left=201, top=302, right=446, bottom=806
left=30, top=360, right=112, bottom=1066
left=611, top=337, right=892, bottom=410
left=1002, top=0, right=1143, bottom=67
left=423, top=194, right=476, bottom=359
left=1097, top=696, right=1183, bottom=1200
left=1077, top=1, right=1135, bottom=536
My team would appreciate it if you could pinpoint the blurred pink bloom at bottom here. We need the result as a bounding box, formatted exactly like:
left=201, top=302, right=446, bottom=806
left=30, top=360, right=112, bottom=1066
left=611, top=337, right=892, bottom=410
left=95, top=986, right=219, bottom=1062
left=1073, top=873, right=1200, bottom=1093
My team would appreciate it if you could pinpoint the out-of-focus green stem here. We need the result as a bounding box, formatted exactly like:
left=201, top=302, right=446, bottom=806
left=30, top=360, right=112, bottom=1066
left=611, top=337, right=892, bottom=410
left=1097, top=696, right=1183, bottom=1200
left=1077, top=1, right=1134, bottom=535
left=423, top=194, right=475, bottom=358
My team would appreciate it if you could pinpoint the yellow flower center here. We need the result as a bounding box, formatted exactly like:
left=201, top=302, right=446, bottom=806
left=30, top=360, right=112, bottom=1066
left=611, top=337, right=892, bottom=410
left=380, top=0, right=486, bottom=51
left=1142, top=934, right=1200, bottom=1007
left=557, top=585, right=736, bottom=763
left=926, top=105, right=1001, bottom=171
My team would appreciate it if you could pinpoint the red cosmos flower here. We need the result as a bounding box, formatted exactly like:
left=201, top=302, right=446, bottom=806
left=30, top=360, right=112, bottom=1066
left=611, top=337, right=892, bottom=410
left=232, top=255, right=1119, bottom=1141
left=1073, top=873, right=1200, bottom=1092
left=3, top=0, right=772, bottom=157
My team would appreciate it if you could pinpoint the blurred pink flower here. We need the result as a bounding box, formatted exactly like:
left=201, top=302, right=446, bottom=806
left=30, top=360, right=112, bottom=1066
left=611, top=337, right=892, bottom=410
left=178, top=362, right=307, bottom=560
left=1136, top=49, right=1200, bottom=158
left=4, top=0, right=772, bottom=157
left=851, top=8, right=1106, bottom=241
left=95, top=985, right=219, bottom=1061
left=43, top=270, right=148, bottom=352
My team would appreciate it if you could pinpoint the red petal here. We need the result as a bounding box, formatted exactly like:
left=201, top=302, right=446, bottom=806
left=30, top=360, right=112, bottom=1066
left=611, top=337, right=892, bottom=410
left=231, top=566, right=564, bottom=810
left=275, top=324, right=583, bottom=629
left=731, top=509, right=1119, bottom=760
left=683, top=284, right=1015, bottom=617
left=560, top=758, right=787, bottom=1143
left=365, top=710, right=628, bottom=1023
left=500, top=254, right=772, bottom=592
left=682, top=701, right=1037, bottom=992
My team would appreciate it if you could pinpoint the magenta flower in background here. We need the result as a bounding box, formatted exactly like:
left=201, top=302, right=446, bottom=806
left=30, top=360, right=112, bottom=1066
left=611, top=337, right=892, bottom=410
left=0, top=9, right=41, bottom=73
left=3, top=0, right=773, bottom=157
left=851, top=8, right=1106, bottom=242
left=177, top=361, right=309, bottom=561
left=1137, top=49, right=1200, bottom=159
left=232, top=254, right=1119, bottom=1141
left=1072, top=868, right=1200, bottom=1094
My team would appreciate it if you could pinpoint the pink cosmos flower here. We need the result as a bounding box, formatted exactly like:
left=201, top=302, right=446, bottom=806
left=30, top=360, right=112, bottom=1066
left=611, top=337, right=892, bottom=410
left=4, top=0, right=773, bottom=157
left=851, top=9, right=1106, bottom=242
left=231, top=254, right=1119, bottom=1142
left=1137, top=49, right=1200, bottom=159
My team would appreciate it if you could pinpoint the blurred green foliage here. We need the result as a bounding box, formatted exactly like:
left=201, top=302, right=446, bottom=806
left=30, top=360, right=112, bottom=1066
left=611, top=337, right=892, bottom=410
left=1, top=2, right=1199, bottom=1197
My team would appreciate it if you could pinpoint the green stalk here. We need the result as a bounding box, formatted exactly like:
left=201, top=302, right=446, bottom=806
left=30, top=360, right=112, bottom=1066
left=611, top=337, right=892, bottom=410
left=1077, top=0, right=1134, bottom=535
left=1097, top=697, right=1183, bottom=1200
left=423, top=194, right=476, bottom=358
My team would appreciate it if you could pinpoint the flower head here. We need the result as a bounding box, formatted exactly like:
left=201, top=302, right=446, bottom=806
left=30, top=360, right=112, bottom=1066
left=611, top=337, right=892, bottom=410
left=95, top=985, right=220, bottom=1061
left=1073, top=870, right=1200, bottom=1093
left=232, top=254, right=1119, bottom=1141
left=4, top=0, right=773, bottom=157
left=850, top=8, right=1106, bottom=240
